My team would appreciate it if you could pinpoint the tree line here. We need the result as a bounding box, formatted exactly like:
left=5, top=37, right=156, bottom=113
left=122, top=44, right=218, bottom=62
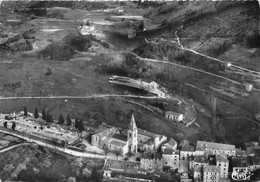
left=22, top=106, right=85, bottom=132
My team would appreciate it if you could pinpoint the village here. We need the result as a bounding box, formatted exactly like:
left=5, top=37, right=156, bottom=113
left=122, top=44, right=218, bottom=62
left=1, top=108, right=260, bottom=182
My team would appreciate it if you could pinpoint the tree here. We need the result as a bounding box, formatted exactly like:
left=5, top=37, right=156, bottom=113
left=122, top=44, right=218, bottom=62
left=24, top=106, right=28, bottom=116
left=34, top=108, right=39, bottom=118
left=78, top=120, right=85, bottom=132
left=75, top=118, right=79, bottom=129
left=3, top=121, right=7, bottom=128
left=46, top=114, right=53, bottom=123
left=66, top=114, right=72, bottom=126
left=11, top=122, right=16, bottom=130
left=58, top=114, right=65, bottom=125
left=42, top=108, right=46, bottom=120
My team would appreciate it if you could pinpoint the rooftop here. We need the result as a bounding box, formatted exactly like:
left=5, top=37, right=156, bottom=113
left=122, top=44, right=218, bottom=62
left=141, top=153, right=153, bottom=160
left=178, top=160, right=189, bottom=173
left=181, top=143, right=195, bottom=152
left=95, top=127, right=119, bottom=139
left=216, top=155, right=229, bottom=162
left=162, top=138, right=177, bottom=148
left=109, top=139, right=127, bottom=148
left=194, top=156, right=208, bottom=163
left=138, top=128, right=161, bottom=139
left=196, top=141, right=235, bottom=151
left=162, top=149, right=177, bottom=155
left=204, top=165, right=220, bottom=173
left=232, top=157, right=252, bottom=167
left=245, top=142, right=259, bottom=148
left=140, top=153, right=162, bottom=160
left=105, top=160, right=138, bottom=171
left=112, top=133, right=127, bottom=142
left=247, top=147, right=260, bottom=156
left=165, top=111, right=183, bottom=117
left=143, top=138, right=154, bottom=145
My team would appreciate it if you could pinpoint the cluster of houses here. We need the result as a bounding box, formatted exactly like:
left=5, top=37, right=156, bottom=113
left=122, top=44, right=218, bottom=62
left=92, top=115, right=260, bottom=182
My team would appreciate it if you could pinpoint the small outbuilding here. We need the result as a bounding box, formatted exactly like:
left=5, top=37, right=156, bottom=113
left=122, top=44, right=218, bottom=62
left=165, top=111, right=184, bottom=122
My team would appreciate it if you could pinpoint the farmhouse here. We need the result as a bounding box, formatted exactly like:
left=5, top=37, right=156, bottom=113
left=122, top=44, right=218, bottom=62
left=165, top=111, right=184, bottom=122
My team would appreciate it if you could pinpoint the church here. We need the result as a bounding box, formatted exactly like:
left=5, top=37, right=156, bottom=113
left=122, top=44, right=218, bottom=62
left=127, top=115, right=167, bottom=154
left=91, top=115, right=167, bottom=155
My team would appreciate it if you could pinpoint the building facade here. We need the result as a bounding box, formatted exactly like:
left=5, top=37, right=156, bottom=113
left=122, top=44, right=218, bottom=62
left=162, top=149, right=179, bottom=170
left=203, top=165, right=220, bottom=182
left=165, top=111, right=184, bottom=122
left=196, top=141, right=236, bottom=157
left=180, top=143, right=195, bottom=160
left=91, top=127, right=120, bottom=148
left=128, top=115, right=138, bottom=153
left=216, top=155, right=229, bottom=179
left=140, top=153, right=163, bottom=172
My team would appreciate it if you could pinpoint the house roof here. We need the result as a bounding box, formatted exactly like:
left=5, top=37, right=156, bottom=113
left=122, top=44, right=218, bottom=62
left=194, top=156, right=208, bottom=163
left=165, top=111, right=183, bottom=117
left=178, top=160, right=189, bottom=173
left=245, top=142, right=259, bottom=148
left=162, top=138, right=177, bottom=148
left=181, top=143, right=195, bottom=152
left=194, top=166, right=202, bottom=172
left=162, top=149, right=175, bottom=155
left=216, top=155, right=229, bottom=162
left=141, top=153, right=162, bottom=160
left=141, top=153, right=153, bottom=159
left=143, top=138, right=154, bottom=145
left=154, top=153, right=163, bottom=160
left=196, top=141, right=235, bottom=151
left=112, top=133, right=127, bottom=142
left=204, top=165, right=220, bottom=173
left=247, top=147, right=260, bottom=156
left=179, top=140, right=189, bottom=148
left=232, top=157, right=252, bottom=167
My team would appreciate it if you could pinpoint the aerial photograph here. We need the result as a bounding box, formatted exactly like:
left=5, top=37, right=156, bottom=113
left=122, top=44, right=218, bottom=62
left=0, top=0, right=259, bottom=181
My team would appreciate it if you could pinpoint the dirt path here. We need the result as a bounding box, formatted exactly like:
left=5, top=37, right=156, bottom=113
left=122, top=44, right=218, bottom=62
left=0, top=94, right=158, bottom=100
left=126, top=51, right=243, bottom=86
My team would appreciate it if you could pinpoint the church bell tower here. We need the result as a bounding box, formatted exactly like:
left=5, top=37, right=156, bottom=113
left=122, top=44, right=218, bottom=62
left=128, top=115, right=138, bottom=153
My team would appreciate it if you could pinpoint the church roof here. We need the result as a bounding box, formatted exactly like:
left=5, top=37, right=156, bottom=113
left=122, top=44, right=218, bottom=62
left=129, top=114, right=137, bottom=130
left=109, top=139, right=127, bottom=148
left=95, top=127, right=119, bottom=139
left=138, top=128, right=161, bottom=139
left=112, top=134, right=127, bottom=142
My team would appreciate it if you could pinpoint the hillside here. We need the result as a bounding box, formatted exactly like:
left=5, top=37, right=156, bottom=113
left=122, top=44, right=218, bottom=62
left=0, top=0, right=260, bottom=152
